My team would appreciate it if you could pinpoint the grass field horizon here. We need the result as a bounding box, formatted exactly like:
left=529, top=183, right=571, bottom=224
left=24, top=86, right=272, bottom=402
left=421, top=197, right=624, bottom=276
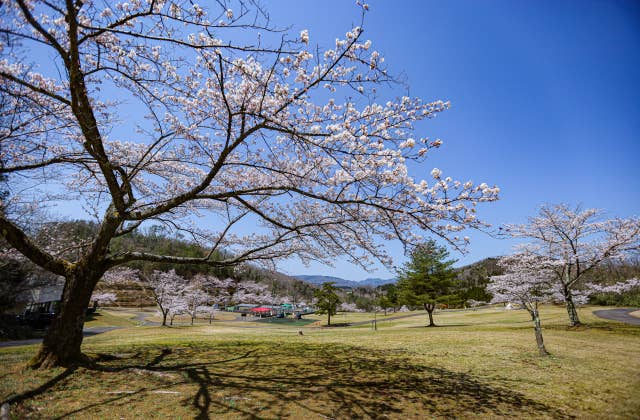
left=1, top=305, right=638, bottom=419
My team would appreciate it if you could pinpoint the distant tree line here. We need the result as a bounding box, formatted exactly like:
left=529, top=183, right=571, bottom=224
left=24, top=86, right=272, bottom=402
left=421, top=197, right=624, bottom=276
left=0, top=220, right=315, bottom=314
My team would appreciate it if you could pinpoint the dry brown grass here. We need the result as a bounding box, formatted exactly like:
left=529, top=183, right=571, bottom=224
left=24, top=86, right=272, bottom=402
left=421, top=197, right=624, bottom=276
left=1, top=305, right=638, bottom=419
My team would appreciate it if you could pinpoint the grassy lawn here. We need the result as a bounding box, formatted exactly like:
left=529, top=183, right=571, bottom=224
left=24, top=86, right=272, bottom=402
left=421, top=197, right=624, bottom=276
left=145, top=310, right=239, bottom=324
left=84, top=309, right=140, bottom=328
left=1, top=305, right=638, bottom=419
left=304, top=310, right=422, bottom=326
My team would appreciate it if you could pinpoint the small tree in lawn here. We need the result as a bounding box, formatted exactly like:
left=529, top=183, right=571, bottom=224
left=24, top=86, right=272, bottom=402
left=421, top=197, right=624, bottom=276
left=397, top=240, right=457, bottom=327
left=505, top=204, right=640, bottom=326
left=144, top=270, right=186, bottom=327
left=183, top=279, right=210, bottom=325
left=376, top=294, right=393, bottom=316
left=314, top=282, right=341, bottom=326
left=167, top=298, right=188, bottom=326
left=185, top=274, right=206, bottom=323
left=488, top=252, right=557, bottom=356
left=198, top=305, right=217, bottom=324
left=378, top=283, right=400, bottom=313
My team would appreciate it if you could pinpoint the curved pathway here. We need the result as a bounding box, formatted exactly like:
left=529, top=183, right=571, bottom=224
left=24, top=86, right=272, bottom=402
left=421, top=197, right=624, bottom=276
left=0, top=326, right=121, bottom=348
left=131, top=311, right=161, bottom=326
left=593, top=308, right=640, bottom=326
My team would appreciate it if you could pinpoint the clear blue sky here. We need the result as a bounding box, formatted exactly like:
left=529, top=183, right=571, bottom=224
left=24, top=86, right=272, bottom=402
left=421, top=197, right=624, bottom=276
left=38, top=1, right=640, bottom=281
left=266, top=0, right=640, bottom=280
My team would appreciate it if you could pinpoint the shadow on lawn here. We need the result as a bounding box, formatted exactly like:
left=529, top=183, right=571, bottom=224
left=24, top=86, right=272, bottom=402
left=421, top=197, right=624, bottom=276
left=7, top=342, right=571, bottom=419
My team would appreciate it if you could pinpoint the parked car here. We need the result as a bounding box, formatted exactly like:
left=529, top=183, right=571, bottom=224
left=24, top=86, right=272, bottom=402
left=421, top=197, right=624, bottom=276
left=17, top=300, right=97, bottom=330
left=17, top=300, right=60, bottom=330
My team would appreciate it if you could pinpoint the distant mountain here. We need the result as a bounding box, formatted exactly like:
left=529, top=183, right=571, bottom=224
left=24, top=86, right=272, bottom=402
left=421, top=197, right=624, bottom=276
left=359, top=277, right=398, bottom=288
left=294, top=275, right=396, bottom=288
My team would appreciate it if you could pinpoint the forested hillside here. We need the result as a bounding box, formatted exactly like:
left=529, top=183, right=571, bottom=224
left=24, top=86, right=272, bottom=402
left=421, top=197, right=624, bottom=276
left=2, top=221, right=638, bottom=311
left=0, top=220, right=314, bottom=310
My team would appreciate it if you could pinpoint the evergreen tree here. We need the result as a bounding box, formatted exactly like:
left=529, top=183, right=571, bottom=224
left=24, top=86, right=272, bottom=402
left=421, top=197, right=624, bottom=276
left=377, top=283, right=400, bottom=312
left=397, top=240, right=458, bottom=327
left=313, top=282, right=341, bottom=326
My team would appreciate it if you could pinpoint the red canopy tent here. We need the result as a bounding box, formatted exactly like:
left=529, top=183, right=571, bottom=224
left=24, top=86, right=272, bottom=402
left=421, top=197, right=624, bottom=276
left=250, top=307, right=271, bottom=313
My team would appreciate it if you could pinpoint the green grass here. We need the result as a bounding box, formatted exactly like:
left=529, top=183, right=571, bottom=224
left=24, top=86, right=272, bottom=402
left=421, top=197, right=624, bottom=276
left=304, top=310, right=420, bottom=326
left=84, top=309, right=139, bottom=328
left=255, top=317, right=316, bottom=326
left=1, top=305, right=638, bottom=419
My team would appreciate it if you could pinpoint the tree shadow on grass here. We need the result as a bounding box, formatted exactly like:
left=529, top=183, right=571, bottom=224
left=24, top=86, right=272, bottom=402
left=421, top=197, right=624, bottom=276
left=7, top=342, right=572, bottom=419
left=1, top=365, right=77, bottom=406
left=407, top=323, right=469, bottom=328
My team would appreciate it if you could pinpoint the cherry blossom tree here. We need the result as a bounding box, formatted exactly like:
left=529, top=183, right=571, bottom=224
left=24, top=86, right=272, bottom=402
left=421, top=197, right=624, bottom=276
left=206, top=277, right=234, bottom=307
left=88, top=266, right=139, bottom=308
left=0, top=1, right=498, bottom=368
left=167, top=298, right=188, bottom=326
left=198, top=304, right=217, bottom=324
left=100, top=267, right=139, bottom=286
left=89, top=291, right=117, bottom=308
left=231, top=280, right=269, bottom=304
left=488, top=252, right=557, bottom=356
left=182, top=278, right=210, bottom=325
left=338, top=302, right=359, bottom=312
left=504, top=204, right=640, bottom=326
left=144, top=269, right=186, bottom=327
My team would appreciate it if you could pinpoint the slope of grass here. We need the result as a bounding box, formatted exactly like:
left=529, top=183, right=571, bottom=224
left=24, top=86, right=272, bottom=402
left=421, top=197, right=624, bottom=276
left=84, top=309, right=139, bottom=328
left=1, top=305, right=638, bottom=419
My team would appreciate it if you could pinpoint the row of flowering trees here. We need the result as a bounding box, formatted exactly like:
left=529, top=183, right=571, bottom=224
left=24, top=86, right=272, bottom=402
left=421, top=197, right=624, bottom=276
left=489, top=204, right=640, bottom=355
left=97, top=267, right=300, bottom=326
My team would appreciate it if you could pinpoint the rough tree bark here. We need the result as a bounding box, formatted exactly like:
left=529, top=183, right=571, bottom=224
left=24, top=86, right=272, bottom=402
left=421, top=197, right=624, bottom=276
left=563, top=288, right=582, bottom=327
left=529, top=307, right=549, bottom=356
left=28, top=268, right=103, bottom=368
left=161, top=309, right=169, bottom=327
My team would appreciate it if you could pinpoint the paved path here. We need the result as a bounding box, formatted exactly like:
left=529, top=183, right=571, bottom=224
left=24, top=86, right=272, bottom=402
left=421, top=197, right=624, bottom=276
left=593, top=308, right=640, bottom=326
left=131, top=311, right=161, bottom=326
left=0, top=326, right=121, bottom=348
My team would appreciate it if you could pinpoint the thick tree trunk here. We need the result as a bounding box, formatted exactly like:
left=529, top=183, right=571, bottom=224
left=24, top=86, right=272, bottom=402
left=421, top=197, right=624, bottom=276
left=564, top=289, right=582, bottom=327
left=424, top=303, right=436, bottom=327
left=530, top=308, right=549, bottom=356
left=327, top=312, right=331, bottom=326
left=29, top=269, right=101, bottom=369
left=161, top=309, right=168, bottom=326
